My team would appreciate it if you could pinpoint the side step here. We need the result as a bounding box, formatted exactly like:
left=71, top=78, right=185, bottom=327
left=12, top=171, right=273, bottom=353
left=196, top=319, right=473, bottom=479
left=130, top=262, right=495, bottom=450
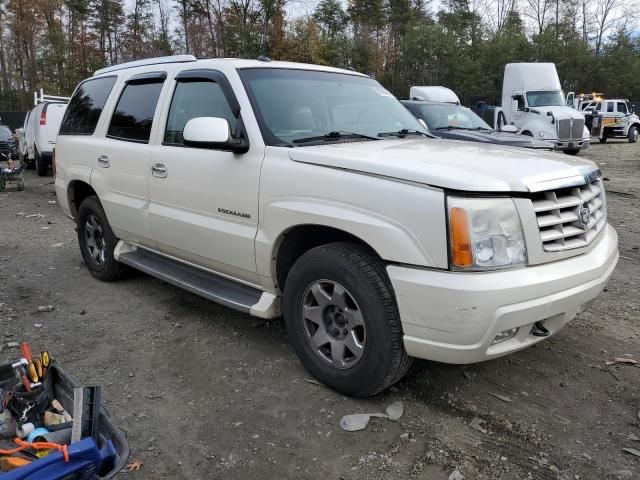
left=117, top=247, right=263, bottom=314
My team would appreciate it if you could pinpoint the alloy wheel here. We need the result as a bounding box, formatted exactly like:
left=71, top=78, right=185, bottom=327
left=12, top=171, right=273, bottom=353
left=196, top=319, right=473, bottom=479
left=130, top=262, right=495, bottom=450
left=84, top=214, right=106, bottom=266
left=301, top=280, right=366, bottom=369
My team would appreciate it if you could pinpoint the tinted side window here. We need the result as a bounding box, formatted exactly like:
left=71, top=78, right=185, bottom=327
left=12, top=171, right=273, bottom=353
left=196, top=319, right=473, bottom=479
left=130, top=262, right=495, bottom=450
left=164, top=80, right=236, bottom=145
left=595, top=103, right=601, bottom=111
left=607, top=102, right=614, bottom=113
left=617, top=102, right=627, bottom=114
left=60, top=76, right=117, bottom=135
left=107, top=82, right=164, bottom=143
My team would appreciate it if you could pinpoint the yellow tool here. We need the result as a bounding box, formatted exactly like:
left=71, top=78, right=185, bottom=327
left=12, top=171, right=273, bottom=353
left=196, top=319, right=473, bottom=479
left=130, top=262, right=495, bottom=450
left=34, top=357, right=43, bottom=378
left=41, top=351, right=50, bottom=379
left=27, top=362, right=39, bottom=383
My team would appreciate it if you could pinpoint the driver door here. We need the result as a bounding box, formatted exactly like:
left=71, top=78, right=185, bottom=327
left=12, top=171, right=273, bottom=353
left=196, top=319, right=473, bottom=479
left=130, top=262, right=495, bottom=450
left=148, top=69, right=263, bottom=284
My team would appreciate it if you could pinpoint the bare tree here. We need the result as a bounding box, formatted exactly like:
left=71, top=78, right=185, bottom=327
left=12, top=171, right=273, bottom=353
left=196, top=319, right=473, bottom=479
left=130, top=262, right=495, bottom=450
left=525, top=0, right=553, bottom=34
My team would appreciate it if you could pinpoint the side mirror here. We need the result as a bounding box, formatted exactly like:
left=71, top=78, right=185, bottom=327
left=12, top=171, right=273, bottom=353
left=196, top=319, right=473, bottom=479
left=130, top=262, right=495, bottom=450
left=500, top=124, right=518, bottom=133
left=183, top=117, right=230, bottom=145
left=183, top=117, right=249, bottom=153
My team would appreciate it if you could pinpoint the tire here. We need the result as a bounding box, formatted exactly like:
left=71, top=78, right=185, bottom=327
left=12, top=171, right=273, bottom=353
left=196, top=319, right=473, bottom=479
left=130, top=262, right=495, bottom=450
left=522, top=131, right=533, bottom=136
left=35, top=149, right=48, bottom=176
left=563, top=149, right=580, bottom=155
left=77, top=196, right=130, bottom=282
left=599, top=137, right=607, bottom=144
left=628, top=126, right=638, bottom=143
left=283, top=241, right=412, bottom=397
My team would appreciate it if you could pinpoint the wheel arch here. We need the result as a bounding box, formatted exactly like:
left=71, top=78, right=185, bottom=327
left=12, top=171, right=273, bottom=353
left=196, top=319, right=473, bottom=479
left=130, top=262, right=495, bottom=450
left=273, top=224, right=380, bottom=292
left=67, top=180, right=98, bottom=220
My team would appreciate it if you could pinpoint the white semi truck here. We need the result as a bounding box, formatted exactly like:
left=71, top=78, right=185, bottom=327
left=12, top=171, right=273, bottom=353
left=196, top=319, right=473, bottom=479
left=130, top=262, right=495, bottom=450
left=501, top=63, right=590, bottom=155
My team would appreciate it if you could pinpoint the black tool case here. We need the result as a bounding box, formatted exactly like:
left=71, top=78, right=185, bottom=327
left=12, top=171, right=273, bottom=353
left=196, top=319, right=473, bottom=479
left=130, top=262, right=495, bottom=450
left=0, top=362, right=130, bottom=479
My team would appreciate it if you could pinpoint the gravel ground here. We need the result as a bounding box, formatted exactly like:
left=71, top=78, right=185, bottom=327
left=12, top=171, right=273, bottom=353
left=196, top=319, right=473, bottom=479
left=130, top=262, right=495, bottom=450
left=0, top=140, right=638, bottom=479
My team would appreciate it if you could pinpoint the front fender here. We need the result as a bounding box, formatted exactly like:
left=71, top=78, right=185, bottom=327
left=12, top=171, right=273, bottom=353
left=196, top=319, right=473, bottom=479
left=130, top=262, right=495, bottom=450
left=255, top=193, right=448, bottom=287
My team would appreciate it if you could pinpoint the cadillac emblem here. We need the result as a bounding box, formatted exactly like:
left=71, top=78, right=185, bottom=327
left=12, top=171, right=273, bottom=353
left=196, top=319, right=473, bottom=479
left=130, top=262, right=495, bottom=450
left=578, top=203, right=591, bottom=230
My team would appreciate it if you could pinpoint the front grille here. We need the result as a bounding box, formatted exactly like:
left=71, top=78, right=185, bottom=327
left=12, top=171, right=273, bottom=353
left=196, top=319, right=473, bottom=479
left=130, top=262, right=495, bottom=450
left=556, top=117, right=584, bottom=141
left=0, top=141, right=11, bottom=154
left=532, top=177, right=607, bottom=252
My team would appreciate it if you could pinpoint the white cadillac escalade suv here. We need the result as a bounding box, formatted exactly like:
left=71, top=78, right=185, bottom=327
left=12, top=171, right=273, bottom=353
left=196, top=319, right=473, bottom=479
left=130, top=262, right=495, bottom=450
left=54, top=55, right=618, bottom=397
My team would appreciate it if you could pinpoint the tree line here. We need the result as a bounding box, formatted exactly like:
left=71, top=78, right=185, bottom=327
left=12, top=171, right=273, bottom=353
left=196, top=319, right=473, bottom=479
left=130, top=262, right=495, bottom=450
left=0, top=0, right=638, bottom=111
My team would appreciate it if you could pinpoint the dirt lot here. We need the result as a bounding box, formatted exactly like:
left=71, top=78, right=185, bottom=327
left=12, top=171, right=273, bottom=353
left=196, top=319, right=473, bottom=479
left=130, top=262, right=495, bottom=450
left=0, top=141, right=638, bottom=479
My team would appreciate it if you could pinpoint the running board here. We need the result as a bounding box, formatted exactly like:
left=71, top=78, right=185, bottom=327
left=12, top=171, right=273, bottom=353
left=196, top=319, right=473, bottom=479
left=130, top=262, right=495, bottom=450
left=117, top=245, right=264, bottom=315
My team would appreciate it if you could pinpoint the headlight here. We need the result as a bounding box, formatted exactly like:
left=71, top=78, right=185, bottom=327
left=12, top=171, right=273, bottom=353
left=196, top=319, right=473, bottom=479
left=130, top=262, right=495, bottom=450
left=448, top=197, right=526, bottom=271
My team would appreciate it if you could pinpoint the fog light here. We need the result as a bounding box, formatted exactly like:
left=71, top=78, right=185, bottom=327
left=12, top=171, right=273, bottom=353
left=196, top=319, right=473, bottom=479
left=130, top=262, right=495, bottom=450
left=491, top=328, right=519, bottom=345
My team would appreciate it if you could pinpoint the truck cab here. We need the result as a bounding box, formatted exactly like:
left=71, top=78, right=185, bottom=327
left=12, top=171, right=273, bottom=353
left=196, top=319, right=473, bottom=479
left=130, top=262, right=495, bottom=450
left=573, top=98, right=639, bottom=143
left=502, top=63, right=590, bottom=155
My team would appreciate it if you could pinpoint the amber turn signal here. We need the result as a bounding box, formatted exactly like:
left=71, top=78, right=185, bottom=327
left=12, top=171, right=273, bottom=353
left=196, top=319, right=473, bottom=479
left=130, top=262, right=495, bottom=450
left=450, top=207, right=473, bottom=268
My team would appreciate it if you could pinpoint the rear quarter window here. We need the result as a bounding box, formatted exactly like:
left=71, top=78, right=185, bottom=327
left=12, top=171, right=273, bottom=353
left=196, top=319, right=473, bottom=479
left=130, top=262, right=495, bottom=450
left=60, top=76, right=117, bottom=135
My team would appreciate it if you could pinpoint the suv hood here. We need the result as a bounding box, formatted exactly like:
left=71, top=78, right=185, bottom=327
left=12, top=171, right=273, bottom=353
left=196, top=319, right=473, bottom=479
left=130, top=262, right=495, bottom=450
left=436, top=129, right=552, bottom=149
left=530, top=105, right=585, bottom=120
left=289, top=138, right=598, bottom=193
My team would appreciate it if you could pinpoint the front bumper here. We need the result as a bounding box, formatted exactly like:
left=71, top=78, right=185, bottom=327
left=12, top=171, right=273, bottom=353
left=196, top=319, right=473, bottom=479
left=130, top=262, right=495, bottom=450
left=388, top=224, right=618, bottom=364
left=544, top=138, right=590, bottom=150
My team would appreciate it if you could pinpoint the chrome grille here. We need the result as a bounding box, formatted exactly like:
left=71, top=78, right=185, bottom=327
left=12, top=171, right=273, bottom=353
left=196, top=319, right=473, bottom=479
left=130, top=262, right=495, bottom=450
left=532, top=177, right=607, bottom=252
left=556, top=118, right=584, bottom=141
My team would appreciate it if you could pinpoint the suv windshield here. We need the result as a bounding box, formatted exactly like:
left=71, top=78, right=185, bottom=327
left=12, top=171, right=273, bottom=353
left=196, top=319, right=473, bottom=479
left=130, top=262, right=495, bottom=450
left=239, top=68, right=427, bottom=146
left=411, top=103, right=492, bottom=131
left=526, top=90, right=565, bottom=108
left=0, top=126, right=12, bottom=140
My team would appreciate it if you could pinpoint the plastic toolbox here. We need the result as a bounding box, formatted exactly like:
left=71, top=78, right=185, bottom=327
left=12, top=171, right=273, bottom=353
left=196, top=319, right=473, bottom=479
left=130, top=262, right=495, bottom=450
left=0, top=362, right=130, bottom=479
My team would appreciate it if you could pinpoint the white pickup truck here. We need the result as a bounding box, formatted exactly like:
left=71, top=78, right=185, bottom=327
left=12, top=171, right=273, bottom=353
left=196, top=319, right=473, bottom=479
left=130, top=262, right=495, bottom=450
left=55, top=56, right=618, bottom=396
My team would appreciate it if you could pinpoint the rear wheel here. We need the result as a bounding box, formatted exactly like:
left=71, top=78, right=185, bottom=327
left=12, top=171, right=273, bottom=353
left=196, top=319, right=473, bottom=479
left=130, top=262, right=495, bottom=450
left=563, top=149, right=580, bottom=155
left=628, top=126, right=638, bottom=143
left=283, top=242, right=412, bottom=397
left=77, top=196, right=130, bottom=282
left=599, top=137, right=607, bottom=144
left=35, top=149, right=48, bottom=176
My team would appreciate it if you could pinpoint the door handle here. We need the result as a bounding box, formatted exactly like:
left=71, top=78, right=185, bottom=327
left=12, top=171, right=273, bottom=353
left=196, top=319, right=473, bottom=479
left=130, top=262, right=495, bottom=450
left=97, top=155, right=110, bottom=168
left=151, top=163, right=167, bottom=178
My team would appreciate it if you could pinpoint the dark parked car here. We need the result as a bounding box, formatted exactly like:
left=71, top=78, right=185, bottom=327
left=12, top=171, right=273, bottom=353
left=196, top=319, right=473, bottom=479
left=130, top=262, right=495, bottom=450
left=402, top=100, right=552, bottom=150
left=0, top=125, right=18, bottom=160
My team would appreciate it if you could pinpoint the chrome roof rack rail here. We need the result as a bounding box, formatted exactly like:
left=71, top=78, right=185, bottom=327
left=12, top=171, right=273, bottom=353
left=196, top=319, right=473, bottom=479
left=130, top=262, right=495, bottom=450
left=93, top=55, right=198, bottom=77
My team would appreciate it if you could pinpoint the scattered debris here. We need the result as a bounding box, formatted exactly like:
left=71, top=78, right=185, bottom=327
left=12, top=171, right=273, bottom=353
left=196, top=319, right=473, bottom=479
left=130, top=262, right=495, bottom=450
left=623, top=447, right=640, bottom=458
left=470, top=417, right=487, bottom=434
left=34, top=323, right=42, bottom=328
left=304, top=378, right=324, bottom=387
left=488, top=392, right=512, bottom=403
left=448, top=468, right=464, bottom=480
left=340, top=413, right=387, bottom=432
left=25, top=213, right=45, bottom=218
left=126, top=460, right=143, bottom=471
left=630, top=434, right=640, bottom=441
left=37, top=305, right=54, bottom=312
left=605, top=358, right=638, bottom=365
left=6, top=342, right=19, bottom=348
left=386, top=401, right=404, bottom=421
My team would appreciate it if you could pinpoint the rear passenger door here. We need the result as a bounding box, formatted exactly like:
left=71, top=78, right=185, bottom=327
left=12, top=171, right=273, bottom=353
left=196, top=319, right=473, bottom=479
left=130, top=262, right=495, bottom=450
left=148, top=69, right=262, bottom=284
left=90, top=72, right=167, bottom=248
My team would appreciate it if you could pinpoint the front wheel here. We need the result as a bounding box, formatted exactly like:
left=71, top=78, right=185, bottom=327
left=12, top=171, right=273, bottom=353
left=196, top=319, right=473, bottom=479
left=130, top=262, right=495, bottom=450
left=628, top=126, right=638, bottom=143
left=77, top=196, right=130, bottom=282
left=563, top=149, right=580, bottom=155
left=599, top=137, right=607, bottom=144
left=283, top=242, right=412, bottom=397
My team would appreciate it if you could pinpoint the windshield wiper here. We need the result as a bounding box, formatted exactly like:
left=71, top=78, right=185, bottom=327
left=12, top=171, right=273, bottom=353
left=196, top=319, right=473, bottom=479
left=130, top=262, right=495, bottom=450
left=292, top=131, right=380, bottom=144
left=377, top=128, right=430, bottom=138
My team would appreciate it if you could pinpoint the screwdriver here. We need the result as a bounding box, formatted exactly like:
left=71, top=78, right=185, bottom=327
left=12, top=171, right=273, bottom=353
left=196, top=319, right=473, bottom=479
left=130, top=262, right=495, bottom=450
left=41, top=351, right=50, bottom=379
left=20, top=342, right=33, bottom=363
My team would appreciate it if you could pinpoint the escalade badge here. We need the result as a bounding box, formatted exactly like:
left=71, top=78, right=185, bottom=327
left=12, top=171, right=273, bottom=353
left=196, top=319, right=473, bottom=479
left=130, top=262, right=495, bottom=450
left=578, top=203, right=591, bottom=230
